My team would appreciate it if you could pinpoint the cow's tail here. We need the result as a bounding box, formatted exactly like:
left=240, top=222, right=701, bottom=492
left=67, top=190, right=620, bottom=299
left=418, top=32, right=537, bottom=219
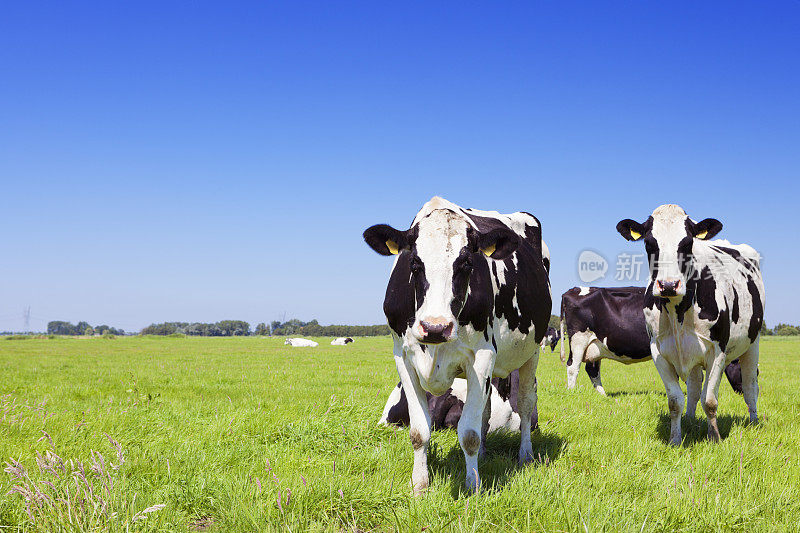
left=559, top=302, right=567, bottom=365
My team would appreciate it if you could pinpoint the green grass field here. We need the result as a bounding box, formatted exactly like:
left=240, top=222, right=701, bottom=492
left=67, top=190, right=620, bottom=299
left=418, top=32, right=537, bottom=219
left=1, top=335, right=798, bottom=532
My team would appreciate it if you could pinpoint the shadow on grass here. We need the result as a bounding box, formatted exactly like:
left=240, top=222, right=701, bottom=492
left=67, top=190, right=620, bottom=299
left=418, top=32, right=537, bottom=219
left=606, top=390, right=665, bottom=398
left=655, top=412, right=752, bottom=446
left=427, top=429, right=566, bottom=498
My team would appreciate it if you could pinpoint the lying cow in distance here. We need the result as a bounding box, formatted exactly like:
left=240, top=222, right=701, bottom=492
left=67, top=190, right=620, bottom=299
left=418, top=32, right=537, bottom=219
left=331, top=337, right=354, bottom=345
left=284, top=338, right=319, bottom=347
left=363, top=196, right=551, bottom=493
left=560, top=286, right=745, bottom=397
left=541, top=326, right=560, bottom=352
left=379, top=369, right=537, bottom=434
left=617, top=204, right=764, bottom=444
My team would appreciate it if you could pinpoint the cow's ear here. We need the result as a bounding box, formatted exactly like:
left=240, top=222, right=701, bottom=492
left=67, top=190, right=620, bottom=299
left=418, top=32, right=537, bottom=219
left=363, top=224, right=409, bottom=256
left=616, top=219, right=646, bottom=241
left=692, top=218, right=722, bottom=240
left=478, top=227, right=519, bottom=260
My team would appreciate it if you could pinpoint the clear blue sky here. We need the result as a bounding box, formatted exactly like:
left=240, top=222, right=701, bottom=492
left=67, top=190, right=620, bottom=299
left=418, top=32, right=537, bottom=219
left=1, top=2, right=798, bottom=332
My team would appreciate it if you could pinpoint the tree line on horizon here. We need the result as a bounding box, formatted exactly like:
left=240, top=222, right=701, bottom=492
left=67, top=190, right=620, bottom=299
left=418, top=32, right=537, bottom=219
left=47, top=321, right=125, bottom=336
left=141, top=319, right=392, bottom=337
left=42, top=317, right=800, bottom=338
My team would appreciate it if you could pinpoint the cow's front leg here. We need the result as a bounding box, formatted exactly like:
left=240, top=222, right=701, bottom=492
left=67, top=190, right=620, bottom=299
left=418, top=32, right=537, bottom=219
left=652, top=345, right=683, bottom=446
left=703, top=349, right=727, bottom=442
left=395, top=354, right=431, bottom=495
left=517, top=351, right=539, bottom=465
left=459, top=348, right=494, bottom=493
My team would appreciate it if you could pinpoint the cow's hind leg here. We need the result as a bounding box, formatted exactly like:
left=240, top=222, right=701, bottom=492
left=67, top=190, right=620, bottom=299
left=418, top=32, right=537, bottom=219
left=479, top=389, right=492, bottom=458
left=739, top=340, right=760, bottom=424
left=585, top=361, right=605, bottom=396
left=685, top=366, right=703, bottom=419
left=517, top=352, right=539, bottom=465
left=566, top=334, right=587, bottom=390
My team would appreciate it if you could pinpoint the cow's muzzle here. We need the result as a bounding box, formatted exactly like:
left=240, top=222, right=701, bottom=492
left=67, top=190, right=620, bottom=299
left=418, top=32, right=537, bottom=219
left=418, top=318, right=455, bottom=344
left=655, top=279, right=683, bottom=298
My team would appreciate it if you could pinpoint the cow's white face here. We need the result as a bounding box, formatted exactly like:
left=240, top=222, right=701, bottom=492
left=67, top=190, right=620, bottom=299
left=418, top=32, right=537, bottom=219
left=617, top=204, right=722, bottom=301
left=409, top=210, right=471, bottom=343
left=364, top=208, right=519, bottom=344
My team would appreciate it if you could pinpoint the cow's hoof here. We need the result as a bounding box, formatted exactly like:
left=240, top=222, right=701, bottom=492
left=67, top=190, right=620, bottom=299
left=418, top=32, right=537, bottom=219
left=410, top=477, right=429, bottom=497
left=518, top=449, right=534, bottom=465
left=595, top=386, right=607, bottom=396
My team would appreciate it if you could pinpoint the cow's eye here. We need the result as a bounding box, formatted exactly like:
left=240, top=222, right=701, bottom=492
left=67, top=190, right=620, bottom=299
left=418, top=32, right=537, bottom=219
left=459, top=259, right=473, bottom=272
left=410, top=258, right=423, bottom=273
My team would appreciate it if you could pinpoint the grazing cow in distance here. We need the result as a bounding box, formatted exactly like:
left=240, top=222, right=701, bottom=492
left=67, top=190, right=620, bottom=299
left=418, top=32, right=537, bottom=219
left=284, top=338, right=319, bottom=347
left=560, top=286, right=746, bottom=397
left=363, top=196, right=551, bottom=493
left=541, top=326, right=560, bottom=352
left=379, top=370, right=537, bottom=434
left=617, top=204, right=764, bottom=444
left=331, top=337, right=354, bottom=345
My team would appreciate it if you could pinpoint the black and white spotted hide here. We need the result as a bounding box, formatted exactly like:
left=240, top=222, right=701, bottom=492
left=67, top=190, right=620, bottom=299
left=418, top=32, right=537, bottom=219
left=379, top=369, right=538, bottom=433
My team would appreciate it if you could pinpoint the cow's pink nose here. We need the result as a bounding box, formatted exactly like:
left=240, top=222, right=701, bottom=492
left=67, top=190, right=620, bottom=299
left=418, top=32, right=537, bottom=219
left=420, top=319, right=454, bottom=343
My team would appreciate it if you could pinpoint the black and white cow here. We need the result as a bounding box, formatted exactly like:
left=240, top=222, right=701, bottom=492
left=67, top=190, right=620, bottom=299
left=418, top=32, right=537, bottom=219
left=541, top=326, right=560, bottom=352
left=617, top=204, right=765, bottom=444
left=363, top=197, right=551, bottom=493
left=331, top=337, right=354, bottom=345
left=379, top=369, right=537, bottom=434
left=560, top=286, right=746, bottom=397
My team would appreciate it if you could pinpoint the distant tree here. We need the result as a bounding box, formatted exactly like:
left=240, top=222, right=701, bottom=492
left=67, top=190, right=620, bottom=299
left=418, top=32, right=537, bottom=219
left=255, top=323, right=269, bottom=336
left=217, top=320, right=250, bottom=336
left=548, top=315, right=560, bottom=330
left=773, top=323, right=800, bottom=336
left=84, top=327, right=94, bottom=336
left=48, top=321, right=76, bottom=335
left=761, top=322, right=772, bottom=336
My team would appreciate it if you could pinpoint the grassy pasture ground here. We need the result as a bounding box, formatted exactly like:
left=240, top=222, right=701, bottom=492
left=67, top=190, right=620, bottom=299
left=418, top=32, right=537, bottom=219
left=1, top=336, right=799, bottom=532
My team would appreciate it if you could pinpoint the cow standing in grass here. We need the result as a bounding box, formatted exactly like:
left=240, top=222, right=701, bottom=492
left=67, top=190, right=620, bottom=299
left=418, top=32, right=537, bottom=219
left=560, top=285, right=747, bottom=397
left=616, top=204, right=764, bottom=444
left=364, top=197, right=551, bottom=493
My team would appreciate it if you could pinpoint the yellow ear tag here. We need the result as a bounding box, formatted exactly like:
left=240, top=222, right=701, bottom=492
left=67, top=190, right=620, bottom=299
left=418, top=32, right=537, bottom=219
left=630, top=230, right=641, bottom=240
left=481, top=244, right=496, bottom=257
left=696, top=230, right=708, bottom=240
left=385, top=240, right=399, bottom=254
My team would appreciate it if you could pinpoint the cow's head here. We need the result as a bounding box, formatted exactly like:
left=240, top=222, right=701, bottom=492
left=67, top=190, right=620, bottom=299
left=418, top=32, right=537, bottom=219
left=364, top=208, right=519, bottom=344
left=616, top=204, right=722, bottom=300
